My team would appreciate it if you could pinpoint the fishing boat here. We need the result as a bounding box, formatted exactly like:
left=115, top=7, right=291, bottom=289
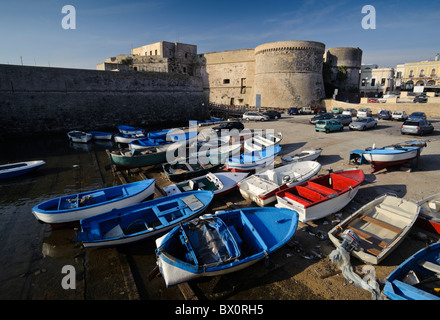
left=190, top=136, right=241, bottom=164
left=328, top=194, right=420, bottom=265
left=163, top=172, right=248, bottom=198
left=281, top=148, right=322, bottom=164
left=67, top=131, right=92, bottom=143
left=147, top=129, right=175, bottom=140
left=155, top=206, right=299, bottom=287
left=162, top=156, right=226, bottom=181
left=109, top=147, right=168, bottom=169
left=130, top=131, right=198, bottom=152
left=75, top=191, right=214, bottom=247
left=243, top=131, right=283, bottom=152
left=32, top=179, right=155, bottom=224
left=275, top=169, right=364, bottom=222
left=415, top=193, right=440, bottom=234
left=118, top=125, right=145, bottom=135
left=382, top=242, right=440, bottom=300
left=114, top=133, right=148, bottom=144
left=226, top=145, right=282, bottom=172
left=89, top=131, right=113, bottom=140
left=0, top=160, right=45, bottom=179
left=238, top=161, right=321, bottom=206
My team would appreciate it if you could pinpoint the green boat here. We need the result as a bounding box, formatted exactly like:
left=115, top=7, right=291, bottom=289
left=110, top=147, right=168, bottom=169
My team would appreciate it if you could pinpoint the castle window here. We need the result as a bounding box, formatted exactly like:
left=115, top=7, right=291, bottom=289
left=371, top=78, right=376, bottom=87
left=155, top=50, right=157, bottom=55
left=223, top=79, right=230, bottom=84
left=381, top=78, right=386, bottom=85
left=420, top=69, right=425, bottom=77
left=431, top=68, right=436, bottom=76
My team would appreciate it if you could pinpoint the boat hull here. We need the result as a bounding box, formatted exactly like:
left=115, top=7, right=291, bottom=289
left=0, top=160, right=46, bottom=179
left=415, top=193, right=440, bottom=234
left=281, top=148, right=322, bottom=164
left=68, top=131, right=92, bottom=143
left=363, top=148, right=420, bottom=172
left=32, top=179, right=155, bottom=224
left=226, top=146, right=281, bottom=172
left=110, top=149, right=167, bottom=168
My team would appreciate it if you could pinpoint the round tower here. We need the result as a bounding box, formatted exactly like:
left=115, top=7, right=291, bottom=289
left=324, top=47, right=363, bottom=91
left=254, top=40, right=326, bottom=108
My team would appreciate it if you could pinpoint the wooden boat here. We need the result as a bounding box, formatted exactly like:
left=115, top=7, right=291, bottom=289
left=415, top=193, right=440, bottom=234
left=89, top=131, right=113, bottom=140
left=382, top=242, right=440, bottom=300
left=67, top=131, right=92, bottom=143
left=226, top=145, right=282, bottom=172
left=190, top=136, right=241, bottom=164
left=114, top=133, right=147, bottom=144
left=328, top=194, right=420, bottom=265
left=243, top=131, right=283, bottom=152
left=155, top=207, right=299, bottom=287
left=118, top=125, right=145, bottom=135
left=281, top=148, right=322, bottom=164
left=238, top=161, right=321, bottom=206
left=162, top=157, right=225, bottom=181
left=109, top=147, right=168, bottom=169
left=32, top=179, right=155, bottom=224
left=0, top=160, right=45, bottom=179
left=163, top=172, right=248, bottom=198
left=75, top=191, right=214, bottom=247
left=130, top=132, right=198, bottom=152
left=275, top=169, right=364, bottom=222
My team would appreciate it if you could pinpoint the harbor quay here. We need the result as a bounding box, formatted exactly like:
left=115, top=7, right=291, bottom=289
left=0, top=114, right=439, bottom=302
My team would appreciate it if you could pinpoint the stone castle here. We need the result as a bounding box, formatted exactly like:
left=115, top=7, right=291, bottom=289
left=98, top=40, right=363, bottom=109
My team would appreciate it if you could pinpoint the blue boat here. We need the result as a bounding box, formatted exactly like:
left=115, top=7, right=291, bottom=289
left=147, top=129, right=174, bottom=140
left=0, top=160, right=45, bottom=179
left=32, top=179, right=155, bottom=224
left=155, top=206, right=299, bottom=286
left=89, top=131, right=113, bottom=140
left=382, top=242, right=440, bottom=300
left=226, top=145, right=282, bottom=172
left=75, top=191, right=214, bottom=247
left=118, top=125, right=145, bottom=134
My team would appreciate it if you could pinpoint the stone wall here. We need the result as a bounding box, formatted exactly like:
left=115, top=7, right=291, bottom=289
left=0, top=64, right=206, bottom=137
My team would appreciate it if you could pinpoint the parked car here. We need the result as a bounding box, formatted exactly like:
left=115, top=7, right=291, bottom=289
left=413, top=94, right=428, bottom=103
left=243, top=112, right=269, bottom=121
left=368, top=98, right=378, bottom=103
left=357, top=108, right=373, bottom=117
left=288, top=107, right=300, bottom=115
left=315, top=119, right=344, bottom=133
left=309, top=113, right=334, bottom=124
left=391, top=110, right=408, bottom=121
left=212, top=121, right=244, bottom=133
left=334, top=114, right=352, bottom=126
left=408, top=111, right=427, bottom=120
left=401, top=119, right=434, bottom=136
left=332, top=107, right=344, bottom=114
left=378, top=110, right=392, bottom=120
left=377, top=94, right=397, bottom=103
left=342, top=108, right=357, bottom=117
left=262, top=110, right=282, bottom=119
left=300, top=106, right=313, bottom=114
left=349, top=117, right=378, bottom=131
left=314, top=106, right=327, bottom=114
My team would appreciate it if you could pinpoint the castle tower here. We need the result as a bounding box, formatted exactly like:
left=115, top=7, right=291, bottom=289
left=324, top=47, right=363, bottom=91
left=254, top=40, right=326, bottom=108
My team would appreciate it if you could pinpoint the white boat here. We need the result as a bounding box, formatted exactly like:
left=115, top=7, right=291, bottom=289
left=114, top=133, right=148, bottom=144
left=281, top=148, right=322, bottom=164
left=118, top=125, right=145, bottom=135
left=238, top=161, right=321, bottom=206
left=0, top=160, right=45, bottom=179
left=415, top=193, right=440, bottom=234
left=226, top=145, right=282, bottom=172
left=163, top=172, right=248, bottom=199
left=275, top=169, right=364, bottom=222
left=243, top=131, right=283, bottom=152
left=67, top=131, right=92, bottom=143
left=328, top=194, right=420, bottom=265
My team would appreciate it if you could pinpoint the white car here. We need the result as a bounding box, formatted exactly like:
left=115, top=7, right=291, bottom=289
left=342, top=108, right=357, bottom=117
left=357, top=108, right=372, bottom=117
left=377, top=94, right=397, bottom=103
left=391, top=110, right=408, bottom=121
left=349, top=117, right=378, bottom=131
left=243, top=111, right=269, bottom=121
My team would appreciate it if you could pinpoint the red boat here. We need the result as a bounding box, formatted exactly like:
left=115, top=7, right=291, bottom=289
left=416, top=193, right=440, bottom=234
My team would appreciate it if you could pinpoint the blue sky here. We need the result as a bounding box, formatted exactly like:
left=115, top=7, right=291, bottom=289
left=0, top=0, right=438, bottom=69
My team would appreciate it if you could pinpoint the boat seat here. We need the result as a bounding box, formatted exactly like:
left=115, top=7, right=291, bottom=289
left=296, top=186, right=325, bottom=202
left=331, top=174, right=358, bottom=191
left=90, top=221, right=101, bottom=239
left=239, top=210, right=268, bottom=251
left=418, top=260, right=440, bottom=274
left=284, top=192, right=312, bottom=206
left=304, top=181, right=337, bottom=196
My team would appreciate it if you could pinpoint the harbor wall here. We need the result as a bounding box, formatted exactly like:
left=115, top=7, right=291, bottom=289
left=0, top=64, right=207, bottom=137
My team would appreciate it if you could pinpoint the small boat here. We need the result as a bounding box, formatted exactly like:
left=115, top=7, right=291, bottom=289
left=275, top=169, right=364, bottom=222
left=328, top=194, right=420, bottom=265
left=168, top=131, right=199, bottom=144
left=118, top=125, right=145, bottom=135
left=75, top=191, right=214, bottom=247
left=89, top=131, right=113, bottom=140
left=0, top=160, right=45, bottom=179
left=162, top=157, right=225, bottom=181
left=155, top=207, right=299, bottom=287
left=163, top=172, right=248, bottom=198
left=190, top=136, right=241, bottom=164
left=129, top=137, right=174, bottom=152
left=226, top=145, right=282, bottom=172
left=114, top=133, right=148, bottom=144
left=239, top=160, right=321, bottom=206
left=109, top=147, right=168, bottom=169
left=382, top=242, right=440, bottom=300
left=32, top=179, right=155, bottom=224
left=67, top=131, right=92, bottom=143
left=415, top=193, right=440, bottom=234
left=281, top=148, right=322, bottom=164
left=243, top=131, right=283, bottom=152
left=147, top=129, right=176, bottom=140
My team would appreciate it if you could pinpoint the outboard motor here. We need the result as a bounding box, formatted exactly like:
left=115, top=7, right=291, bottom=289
left=339, top=229, right=363, bottom=253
